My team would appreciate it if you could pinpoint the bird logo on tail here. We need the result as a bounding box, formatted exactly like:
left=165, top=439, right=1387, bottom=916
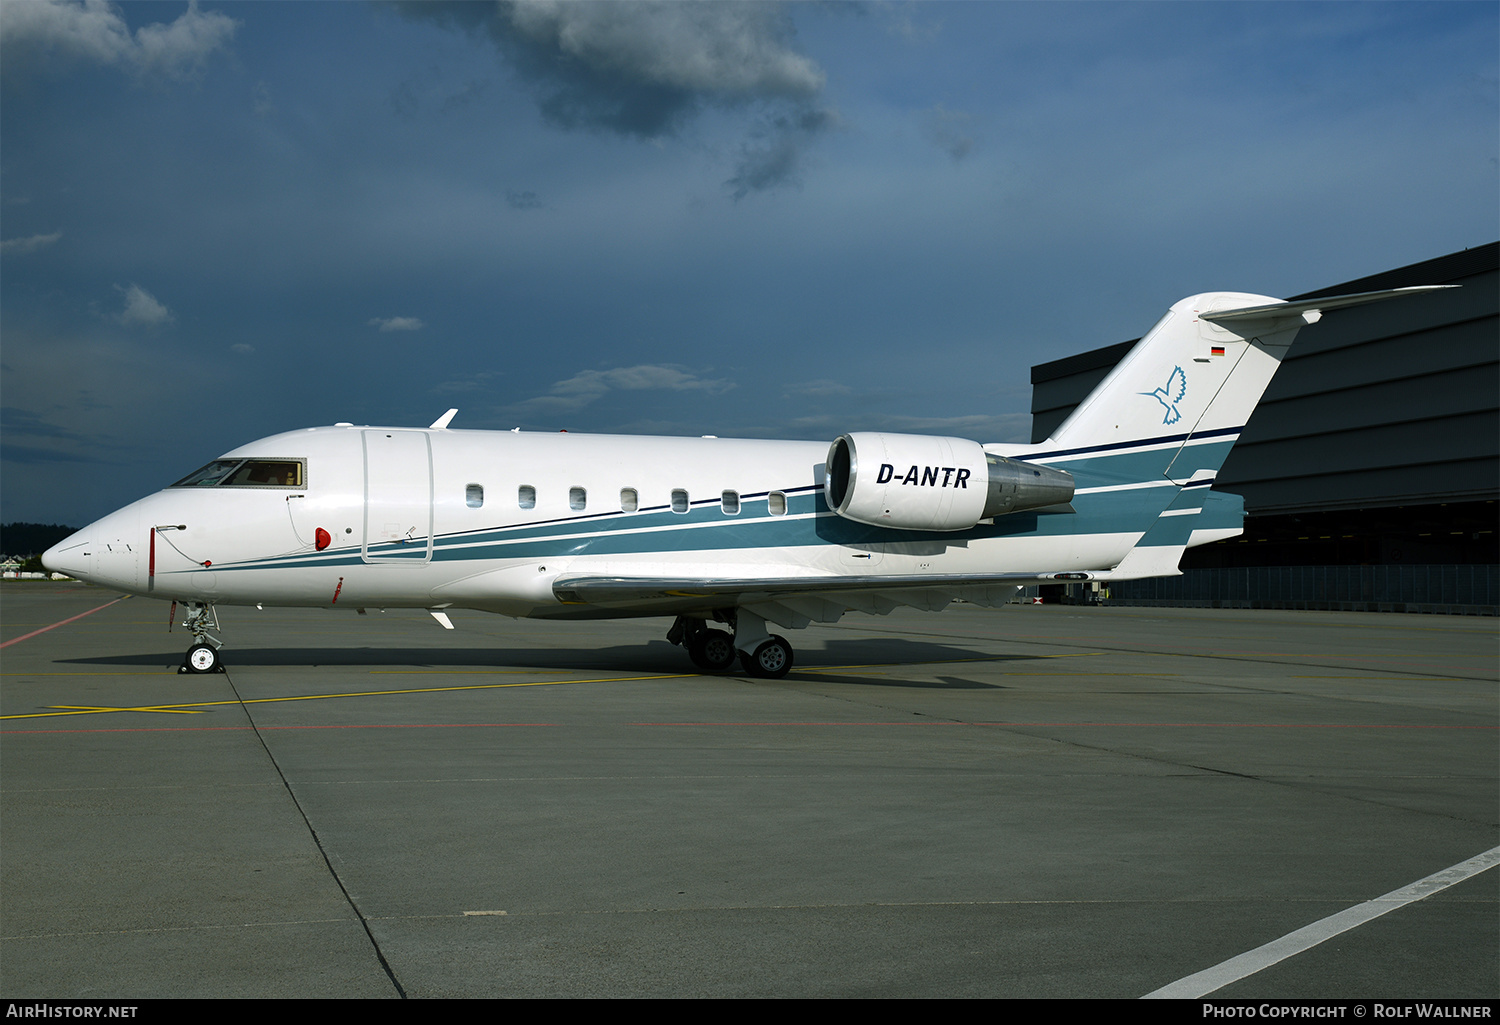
left=1142, top=366, right=1188, bottom=425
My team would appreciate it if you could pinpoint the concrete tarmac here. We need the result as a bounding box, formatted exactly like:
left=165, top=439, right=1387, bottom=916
left=2, top=580, right=1495, bottom=998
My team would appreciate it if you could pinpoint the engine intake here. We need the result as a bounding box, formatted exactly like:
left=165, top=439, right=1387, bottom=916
left=825, top=432, right=1074, bottom=531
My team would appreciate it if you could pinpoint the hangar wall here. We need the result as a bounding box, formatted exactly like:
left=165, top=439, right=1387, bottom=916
left=1028, top=242, right=1499, bottom=612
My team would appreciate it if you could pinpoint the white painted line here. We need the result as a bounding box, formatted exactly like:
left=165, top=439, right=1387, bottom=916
left=1074, top=480, right=1179, bottom=496
left=1142, top=845, right=1500, bottom=999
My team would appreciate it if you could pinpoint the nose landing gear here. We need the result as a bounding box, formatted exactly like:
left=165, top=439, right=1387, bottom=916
left=177, top=602, right=225, bottom=674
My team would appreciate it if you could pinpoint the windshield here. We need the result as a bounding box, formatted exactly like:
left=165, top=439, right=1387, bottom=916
left=171, top=458, right=304, bottom=488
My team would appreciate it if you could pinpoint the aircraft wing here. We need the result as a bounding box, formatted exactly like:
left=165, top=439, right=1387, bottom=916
left=552, top=572, right=1067, bottom=628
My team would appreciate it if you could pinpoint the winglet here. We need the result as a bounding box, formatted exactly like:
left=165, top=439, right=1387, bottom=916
left=430, top=409, right=458, bottom=430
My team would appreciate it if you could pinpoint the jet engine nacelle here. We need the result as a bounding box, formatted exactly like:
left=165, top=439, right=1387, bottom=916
left=825, top=432, right=1075, bottom=532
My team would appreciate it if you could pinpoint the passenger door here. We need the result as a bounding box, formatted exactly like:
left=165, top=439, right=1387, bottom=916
left=362, top=430, right=433, bottom=564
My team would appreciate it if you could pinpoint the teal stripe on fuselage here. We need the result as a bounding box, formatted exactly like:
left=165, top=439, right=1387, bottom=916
left=1044, top=439, right=1236, bottom=489
left=189, top=439, right=1247, bottom=575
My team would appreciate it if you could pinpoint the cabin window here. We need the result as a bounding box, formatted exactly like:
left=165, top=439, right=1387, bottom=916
left=671, top=489, right=689, bottom=514
left=620, top=488, right=638, bottom=512
left=768, top=491, right=787, bottom=516
left=569, top=487, right=587, bottom=511
left=518, top=485, right=536, bottom=510
left=466, top=484, right=484, bottom=508
left=721, top=490, right=740, bottom=515
left=171, top=458, right=304, bottom=488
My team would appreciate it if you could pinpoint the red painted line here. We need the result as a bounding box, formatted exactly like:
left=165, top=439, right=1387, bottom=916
left=1, top=722, right=555, bottom=734
left=0, top=599, right=123, bottom=649
left=630, top=721, right=1496, bottom=729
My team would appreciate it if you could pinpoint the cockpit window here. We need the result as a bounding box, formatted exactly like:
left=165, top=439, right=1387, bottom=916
left=171, top=460, right=243, bottom=487
left=171, top=458, right=305, bottom=488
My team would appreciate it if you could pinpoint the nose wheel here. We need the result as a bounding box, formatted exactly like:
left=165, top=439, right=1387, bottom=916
left=178, top=602, right=225, bottom=674
left=185, top=643, right=221, bottom=674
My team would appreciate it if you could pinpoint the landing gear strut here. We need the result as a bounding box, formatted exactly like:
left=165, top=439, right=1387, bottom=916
left=667, top=611, right=795, bottom=679
left=178, top=602, right=225, bottom=674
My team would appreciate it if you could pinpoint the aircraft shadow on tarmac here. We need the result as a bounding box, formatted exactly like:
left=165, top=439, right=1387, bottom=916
left=57, top=636, right=1034, bottom=687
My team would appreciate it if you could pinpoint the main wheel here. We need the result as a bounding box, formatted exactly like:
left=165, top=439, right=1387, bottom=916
left=688, top=630, right=737, bottom=672
left=185, top=643, right=220, bottom=674
left=741, top=635, right=793, bottom=679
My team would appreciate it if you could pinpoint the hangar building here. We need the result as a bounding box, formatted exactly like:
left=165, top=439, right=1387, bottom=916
left=1028, top=242, right=1498, bottom=613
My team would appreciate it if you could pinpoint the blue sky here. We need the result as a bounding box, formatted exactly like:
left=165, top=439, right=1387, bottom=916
left=2, top=0, right=1496, bottom=526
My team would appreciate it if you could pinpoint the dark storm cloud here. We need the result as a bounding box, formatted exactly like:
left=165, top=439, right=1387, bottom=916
left=726, top=105, right=839, bottom=200
left=920, top=104, right=974, bottom=162
left=505, top=189, right=544, bottom=210
left=398, top=0, right=836, bottom=197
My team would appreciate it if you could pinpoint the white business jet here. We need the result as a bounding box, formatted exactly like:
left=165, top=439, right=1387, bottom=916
left=44, top=287, right=1446, bottom=677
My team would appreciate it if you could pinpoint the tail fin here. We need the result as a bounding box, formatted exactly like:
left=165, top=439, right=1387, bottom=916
left=1044, top=286, right=1453, bottom=578
left=1046, top=286, right=1453, bottom=485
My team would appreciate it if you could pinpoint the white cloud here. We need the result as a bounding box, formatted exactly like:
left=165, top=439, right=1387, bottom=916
left=113, top=283, right=173, bottom=327
left=510, top=363, right=733, bottom=417
left=369, top=316, right=424, bottom=332
left=251, top=80, right=274, bottom=118
left=230, top=343, right=254, bottom=355
left=0, top=0, right=238, bottom=81
left=551, top=364, right=730, bottom=398
left=0, top=231, right=62, bottom=255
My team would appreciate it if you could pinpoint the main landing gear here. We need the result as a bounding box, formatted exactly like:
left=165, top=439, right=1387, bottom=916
left=667, top=611, right=794, bottom=679
left=178, top=602, right=225, bottom=674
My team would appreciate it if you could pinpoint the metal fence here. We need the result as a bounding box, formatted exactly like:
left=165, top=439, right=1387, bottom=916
left=1102, top=564, right=1498, bottom=614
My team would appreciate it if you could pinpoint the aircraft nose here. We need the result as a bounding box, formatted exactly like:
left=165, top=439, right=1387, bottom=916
left=41, top=530, right=92, bottom=581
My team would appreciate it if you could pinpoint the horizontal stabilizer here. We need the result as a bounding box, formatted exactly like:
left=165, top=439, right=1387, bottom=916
left=1199, top=286, right=1454, bottom=324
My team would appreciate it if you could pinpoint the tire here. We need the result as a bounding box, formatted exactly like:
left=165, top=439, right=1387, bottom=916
left=741, top=635, right=793, bottom=679
left=185, top=643, right=220, bottom=674
left=688, top=630, right=737, bottom=672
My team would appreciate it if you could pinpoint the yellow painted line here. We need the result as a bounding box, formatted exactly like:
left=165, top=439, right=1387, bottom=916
left=1, top=672, right=179, bottom=676
left=801, top=652, right=1103, bottom=673
left=0, top=673, right=695, bottom=720
left=1290, top=675, right=1461, bottom=680
left=367, top=669, right=578, bottom=675
left=2, top=652, right=1119, bottom=723
left=47, top=704, right=205, bottom=715
left=1000, top=672, right=1179, bottom=677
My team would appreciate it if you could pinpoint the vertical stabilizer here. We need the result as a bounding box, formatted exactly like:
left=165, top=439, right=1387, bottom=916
left=1046, top=292, right=1302, bottom=469
left=1048, top=285, right=1455, bottom=576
